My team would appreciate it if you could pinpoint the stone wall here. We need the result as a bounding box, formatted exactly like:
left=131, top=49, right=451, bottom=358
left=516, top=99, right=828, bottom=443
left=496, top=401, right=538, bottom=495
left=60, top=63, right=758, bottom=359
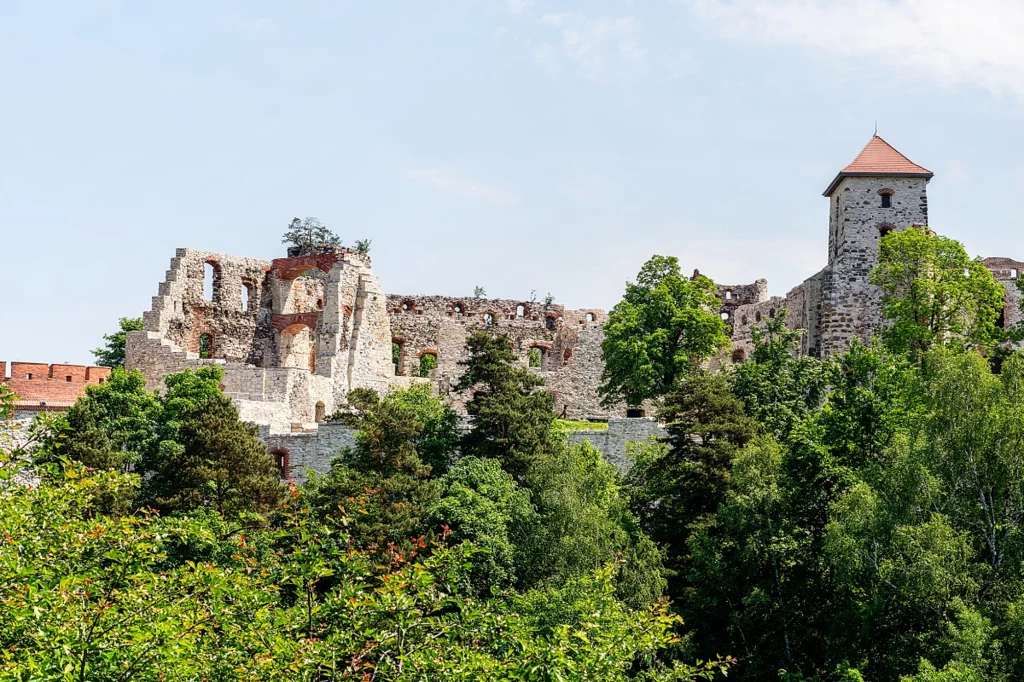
left=565, top=418, right=666, bottom=472
left=386, top=295, right=615, bottom=418
left=984, top=257, right=1024, bottom=334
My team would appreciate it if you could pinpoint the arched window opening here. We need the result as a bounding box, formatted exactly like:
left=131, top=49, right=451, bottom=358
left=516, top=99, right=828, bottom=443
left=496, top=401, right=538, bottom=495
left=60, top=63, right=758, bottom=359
left=517, top=304, right=526, bottom=318
left=626, top=408, right=646, bottom=418
left=720, top=312, right=729, bottom=321
left=418, top=352, right=437, bottom=377
left=279, top=323, right=314, bottom=370
left=401, top=300, right=414, bottom=314
left=241, top=280, right=254, bottom=312
left=484, top=312, right=496, bottom=326
left=453, top=302, right=464, bottom=315
left=529, top=347, right=542, bottom=368
left=725, top=291, right=732, bottom=300
left=316, top=297, right=324, bottom=310
left=732, top=348, right=746, bottom=363
left=755, top=312, right=762, bottom=322
left=769, top=308, right=776, bottom=319
left=204, top=262, right=216, bottom=301
left=545, top=316, right=556, bottom=331
left=997, top=306, right=1007, bottom=330
left=271, top=449, right=290, bottom=480
left=315, top=401, right=326, bottom=422
left=585, top=312, right=596, bottom=322
left=392, top=340, right=406, bottom=376
left=877, top=222, right=895, bottom=238
left=199, top=333, right=213, bottom=359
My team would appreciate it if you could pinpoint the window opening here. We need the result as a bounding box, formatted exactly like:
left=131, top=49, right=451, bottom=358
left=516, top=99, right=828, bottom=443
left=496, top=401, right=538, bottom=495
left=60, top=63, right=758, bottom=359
left=529, top=347, right=542, bottom=368
left=199, top=333, right=213, bottom=359
left=517, top=305, right=526, bottom=317
left=585, top=312, right=595, bottom=322
left=315, top=401, right=326, bottom=422
left=545, top=316, right=555, bottom=330
left=204, top=263, right=215, bottom=301
left=881, top=194, right=891, bottom=208
left=418, top=353, right=437, bottom=377
left=484, top=313, right=495, bottom=326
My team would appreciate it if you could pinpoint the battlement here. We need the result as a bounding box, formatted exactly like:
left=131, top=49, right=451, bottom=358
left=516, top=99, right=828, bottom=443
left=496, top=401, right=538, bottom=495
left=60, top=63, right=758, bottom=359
left=1, top=361, right=111, bottom=409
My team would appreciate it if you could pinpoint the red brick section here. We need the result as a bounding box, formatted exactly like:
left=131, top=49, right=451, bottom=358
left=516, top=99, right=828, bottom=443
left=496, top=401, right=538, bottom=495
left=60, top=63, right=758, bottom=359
left=1, top=361, right=112, bottom=408
left=271, top=312, right=320, bottom=333
left=271, top=253, right=342, bottom=280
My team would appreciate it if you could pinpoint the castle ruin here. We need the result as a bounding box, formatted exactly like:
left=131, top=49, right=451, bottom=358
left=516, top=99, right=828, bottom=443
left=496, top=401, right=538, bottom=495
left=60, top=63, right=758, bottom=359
left=124, top=134, right=1024, bottom=478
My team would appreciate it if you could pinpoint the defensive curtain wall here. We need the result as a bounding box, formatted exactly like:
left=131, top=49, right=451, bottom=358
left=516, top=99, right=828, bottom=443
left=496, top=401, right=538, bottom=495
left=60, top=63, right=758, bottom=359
left=124, top=134, right=1024, bottom=481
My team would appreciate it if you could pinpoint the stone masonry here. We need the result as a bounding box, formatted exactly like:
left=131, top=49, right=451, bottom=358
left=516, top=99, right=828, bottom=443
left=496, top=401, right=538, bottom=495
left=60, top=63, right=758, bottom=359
left=119, top=134, right=1024, bottom=480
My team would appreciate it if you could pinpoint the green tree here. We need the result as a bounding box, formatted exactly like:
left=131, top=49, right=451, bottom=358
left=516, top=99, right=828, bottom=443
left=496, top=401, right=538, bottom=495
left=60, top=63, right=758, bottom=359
left=426, top=456, right=538, bottom=592
left=870, top=226, right=1004, bottom=360
left=281, top=216, right=341, bottom=252
left=600, top=255, right=730, bottom=408
left=458, top=331, right=556, bottom=479
left=36, top=368, right=161, bottom=474
left=418, top=352, right=437, bottom=377
left=732, top=310, right=825, bottom=441
left=90, top=316, right=144, bottom=368
left=146, top=392, right=282, bottom=518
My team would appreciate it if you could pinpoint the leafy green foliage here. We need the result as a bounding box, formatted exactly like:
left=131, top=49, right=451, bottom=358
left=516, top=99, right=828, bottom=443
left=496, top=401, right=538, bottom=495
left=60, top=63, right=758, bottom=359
left=732, top=310, right=825, bottom=441
left=418, top=352, right=437, bottom=377
left=528, top=346, right=542, bottom=367
left=870, top=226, right=1004, bottom=359
left=90, top=316, right=143, bottom=368
left=600, top=255, right=730, bottom=408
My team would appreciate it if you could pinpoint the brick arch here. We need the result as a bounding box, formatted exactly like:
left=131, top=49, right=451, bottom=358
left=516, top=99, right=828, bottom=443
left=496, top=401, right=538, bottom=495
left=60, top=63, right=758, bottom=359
left=876, top=222, right=897, bottom=236
left=418, top=348, right=439, bottom=358
left=451, top=301, right=467, bottom=316
left=399, top=299, right=416, bottom=314
left=877, top=187, right=895, bottom=196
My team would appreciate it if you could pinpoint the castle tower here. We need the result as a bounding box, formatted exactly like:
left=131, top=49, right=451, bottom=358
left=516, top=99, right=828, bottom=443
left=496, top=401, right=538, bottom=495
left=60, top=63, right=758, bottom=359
left=818, top=135, right=932, bottom=356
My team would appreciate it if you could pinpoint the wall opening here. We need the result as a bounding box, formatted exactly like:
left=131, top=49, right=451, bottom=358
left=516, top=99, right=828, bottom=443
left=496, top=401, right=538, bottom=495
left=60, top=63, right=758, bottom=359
left=65, top=375, right=72, bottom=382
left=271, top=448, right=290, bottom=480
left=453, top=302, right=465, bottom=315
left=997, top=306, right=1007, bottom=330
left=742, top=315, right=748, bottom=325
left=720, top=312, right=729, bottom=321
left=877, top=222, right=895, bottom=237
left=204, top=262, right=216, bottom=301
left=199, top=333, right=213, bottom=359
left=517, top=304, right=526, bottom=318
left=241, top=281, right=253, bottom=312
left=769, top=308, right=776, bottom=318
left=755, top=312, right=762, bottom=322
left=401, top=300, right=415, bottom=314
left=279, top=323, right=314, bottom=370
left=585, top=312, right=596, bottom=322
left=315, top=401, right=326, bottom=422
left=484, top=312, right=496, bottom=326
left=392, top=340, right=405, bottom=375
left=418, top=352, right=437, bottom=377
left=626, top=408, right=646, bottom=418
left=563, top=348, right=572, bottom=365
left=725, top=291, right=732, bottom=300
left=881, top=194, right=891, bottom=208
left=732, top=348, right=746, bottom=363
left=545, top=315, right=556, bottom=330
left=529, top=347, right=542, bottom=368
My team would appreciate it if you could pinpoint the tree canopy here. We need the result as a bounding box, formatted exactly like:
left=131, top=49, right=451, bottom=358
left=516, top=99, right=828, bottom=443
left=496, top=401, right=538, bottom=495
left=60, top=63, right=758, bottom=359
left=600, top=255, right=730, bottom=408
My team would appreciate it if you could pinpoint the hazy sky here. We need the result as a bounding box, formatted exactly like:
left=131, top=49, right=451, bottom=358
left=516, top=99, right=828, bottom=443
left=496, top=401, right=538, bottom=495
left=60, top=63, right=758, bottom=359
left=3, top=0, right=1024, bottom=365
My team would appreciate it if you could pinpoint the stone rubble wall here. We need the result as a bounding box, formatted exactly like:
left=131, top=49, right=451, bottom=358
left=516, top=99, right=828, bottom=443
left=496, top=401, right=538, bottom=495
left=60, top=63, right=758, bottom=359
left=565, top=418, right=666, bottom=472
left=984, top=258, right=1024, bottom=336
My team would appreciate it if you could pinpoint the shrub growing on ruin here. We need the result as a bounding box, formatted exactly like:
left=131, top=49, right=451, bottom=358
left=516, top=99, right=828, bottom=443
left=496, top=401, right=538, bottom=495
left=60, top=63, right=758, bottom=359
left=600, top=255, right=730, bottom=409
left=280, top=216, right=341, bottom=253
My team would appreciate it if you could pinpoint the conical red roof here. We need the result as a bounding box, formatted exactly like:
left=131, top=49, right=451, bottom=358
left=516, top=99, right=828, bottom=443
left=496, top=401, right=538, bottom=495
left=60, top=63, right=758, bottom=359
left=824, top=135, right=932, bottom=196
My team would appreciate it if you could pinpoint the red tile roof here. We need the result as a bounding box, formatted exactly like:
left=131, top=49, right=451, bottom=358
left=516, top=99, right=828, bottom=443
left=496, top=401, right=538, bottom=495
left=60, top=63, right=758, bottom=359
left=824, top=135, right=932, bottom=196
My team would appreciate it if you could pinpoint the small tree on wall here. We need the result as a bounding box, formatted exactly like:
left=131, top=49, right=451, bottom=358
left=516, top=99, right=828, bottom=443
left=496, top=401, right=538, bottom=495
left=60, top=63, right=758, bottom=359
left=281, top=217, right=341, bottom=255
left=92, top=317, right=144, bottom=368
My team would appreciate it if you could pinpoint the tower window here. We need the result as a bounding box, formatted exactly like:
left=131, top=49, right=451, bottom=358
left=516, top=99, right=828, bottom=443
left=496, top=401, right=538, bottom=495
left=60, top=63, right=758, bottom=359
left=878, top=188, right=894, bottom=209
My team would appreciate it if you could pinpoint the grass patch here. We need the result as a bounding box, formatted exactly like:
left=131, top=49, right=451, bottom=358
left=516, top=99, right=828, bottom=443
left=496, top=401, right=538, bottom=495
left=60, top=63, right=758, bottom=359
left=554, top=419, right=608, bottom=432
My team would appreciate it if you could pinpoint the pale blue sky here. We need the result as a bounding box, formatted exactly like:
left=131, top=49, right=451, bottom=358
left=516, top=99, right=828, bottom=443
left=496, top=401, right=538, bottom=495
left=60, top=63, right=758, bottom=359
left=3, top=0, right=1024, bottom=365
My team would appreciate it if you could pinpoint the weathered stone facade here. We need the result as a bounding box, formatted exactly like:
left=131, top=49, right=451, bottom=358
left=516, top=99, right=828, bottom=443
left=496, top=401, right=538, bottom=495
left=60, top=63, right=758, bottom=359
left=120, top=134, right=1024, bottom=479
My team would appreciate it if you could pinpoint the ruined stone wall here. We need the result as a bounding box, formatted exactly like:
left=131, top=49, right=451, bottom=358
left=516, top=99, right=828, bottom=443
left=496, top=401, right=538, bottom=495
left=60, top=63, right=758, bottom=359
left=819, top=176, right=929, bottom=356
left=386, top=295, right=614, bottom=418
left=715, top=279, right=769, bottom=329
left=564, top=418, right=666, bottom=472
left=984, top=258, right=1024, bottom=334
left=728, top=296, right=787, bottom=360
left=260, top=422, right=357, bottom=482
left=128, top=247, right=394, bottom=429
